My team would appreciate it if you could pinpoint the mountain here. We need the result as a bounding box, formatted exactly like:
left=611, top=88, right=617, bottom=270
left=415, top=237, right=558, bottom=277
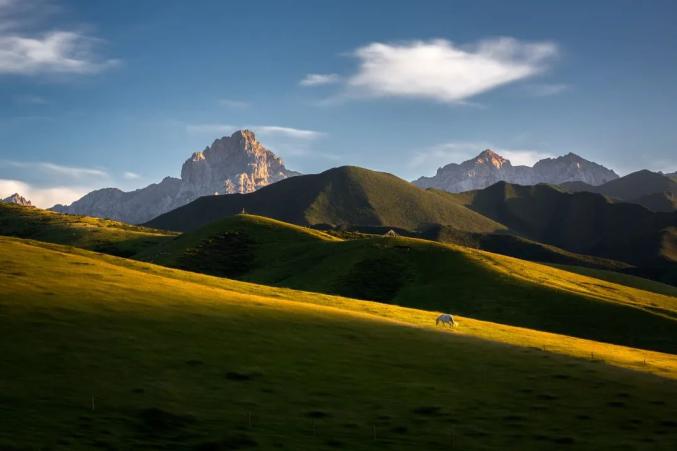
left=413, top=150, right=618, bottom=192
left=50, top=130, right=299, bottom=224
left=144, top=165, right=506, bottom=233
left=1, top=193, right=33, bottom=207
left=446, top=181, right=677, bottom=283
left=560, top=170, right=677, bottom=212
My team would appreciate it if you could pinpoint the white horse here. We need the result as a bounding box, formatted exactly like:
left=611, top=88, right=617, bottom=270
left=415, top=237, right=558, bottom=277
left=436, top=313, right=456, bottom=327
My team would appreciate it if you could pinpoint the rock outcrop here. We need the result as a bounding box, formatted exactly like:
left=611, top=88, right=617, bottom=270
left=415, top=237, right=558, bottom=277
left=413, top=150, right=618, bottom=192
left=1, top=193, right=33, bottom=207
left=51, top=130, right=299, bottom=224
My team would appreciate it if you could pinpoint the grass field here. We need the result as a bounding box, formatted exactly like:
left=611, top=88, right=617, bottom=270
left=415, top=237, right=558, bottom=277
left=0, top=203, right=176, bottom=256
left=1, top=235, right=676, bottom=450
left=138, top=214, right=677, bottom=353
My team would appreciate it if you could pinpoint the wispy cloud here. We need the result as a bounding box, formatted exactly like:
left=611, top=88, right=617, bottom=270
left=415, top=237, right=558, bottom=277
left=123, top=171, right=141, bottom=180
left=300, top=73, right=340, bottom=86
left=307, top=37, right=558, bottom=104
left=522, top=83, right=569, bottom=97
left=409, top=141, right=553, bottom=176
left=0, top=0, right=119, bottom=76
left=185, top=123, right=324, bottom=140
left=0, top=178, right=90, bottom=208
left=1, top=160, right=109, bottom=179
left=218, top=98, right=250, bottom=108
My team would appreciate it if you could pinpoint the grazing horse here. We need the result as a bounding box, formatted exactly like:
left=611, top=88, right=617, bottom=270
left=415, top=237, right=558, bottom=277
left=436, top=313, right=456, bottom=327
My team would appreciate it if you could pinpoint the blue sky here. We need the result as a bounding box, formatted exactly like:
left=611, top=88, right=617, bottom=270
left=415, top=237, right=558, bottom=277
left=1, top=0, right=676, bottom=207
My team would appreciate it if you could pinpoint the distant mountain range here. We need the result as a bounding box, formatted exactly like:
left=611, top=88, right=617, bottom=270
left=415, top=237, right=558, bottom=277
left=1, top=193, right=32, bottom=207
left=413, top=149, right=618, bottom=192
left=445, top=182, right=676, bottom=282
left=146, top=165, right=676, bottom=284
left=560, top=169, right=677, bottom=212
left=51, top=130, right=299, bottom=224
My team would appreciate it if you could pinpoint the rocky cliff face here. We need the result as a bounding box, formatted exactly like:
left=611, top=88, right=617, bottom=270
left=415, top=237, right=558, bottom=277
left=1, top=193, right=33, bottom=207
left=51, top=130, right=299, bottom=224
left=413, top=150, right=618, bottom=192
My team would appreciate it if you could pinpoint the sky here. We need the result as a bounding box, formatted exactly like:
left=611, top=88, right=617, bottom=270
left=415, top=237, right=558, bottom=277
left=1, top=0, right=676, bottom=207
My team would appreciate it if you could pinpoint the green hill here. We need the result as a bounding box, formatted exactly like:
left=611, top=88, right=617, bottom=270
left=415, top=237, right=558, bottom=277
left=145, top=166, right=506, bottom=234
left=0, top=202, right=176, bottom=257
left=446, top=182, right=677, bottom=284
left=138, top=214, right=677, bottom=353
left=418, top=224, right=633, bottom=271
left=561, top=170, right=677, bottom=212
left=2, top=235, right=676, bottom=450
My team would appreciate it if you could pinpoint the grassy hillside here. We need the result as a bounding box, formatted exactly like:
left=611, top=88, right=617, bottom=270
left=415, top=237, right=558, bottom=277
left=446, top=182, right=677, bottom=284
left=138, top=214, right=677, bottom=353
left=550, top=264, right=677, bottom=298
left=2, top=235, right=676, bottom=450
left=0, top=202, right=176, bottom=256
left=419, top=224, right=632, bottom=271
left=145, top=166, right=505, bottom=234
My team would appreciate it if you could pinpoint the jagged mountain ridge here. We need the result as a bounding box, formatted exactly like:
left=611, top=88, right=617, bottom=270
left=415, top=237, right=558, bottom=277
left=1, top=193, right=33, bottom=207
left=413, top=149, right=618, bottom=192
left=51, top=130, right=299, bottom=224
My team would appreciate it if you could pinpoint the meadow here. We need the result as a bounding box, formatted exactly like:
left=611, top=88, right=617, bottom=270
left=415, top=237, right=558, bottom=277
left=1, top=236, right=676, bottom=450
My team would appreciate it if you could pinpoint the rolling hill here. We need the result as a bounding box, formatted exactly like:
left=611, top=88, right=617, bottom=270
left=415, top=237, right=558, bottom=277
left=0, top=202, right=176, bottom=257
left=446, top=182, right=677, bottom=284
left=145, top=166, right=506, bottom=234
left=1, top=235, right=676, bottom=450
left=560, top=170, right=677, bottom=212
left=138, top=214, right=677, bottom=353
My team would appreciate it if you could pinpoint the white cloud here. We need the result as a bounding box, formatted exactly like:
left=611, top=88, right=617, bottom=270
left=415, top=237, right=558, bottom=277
left=0, top=31, right=119, bottom=75
left=218, top=98, right=250, bottom=108
left=0, top=178, right=90, bottom=208
left=0, top=0, right=118, bottom=76
left=300, top=73, right=340, bottom=86
left=341, top=37, right=557, bottom=103
left=1, top=160, right=109, bottom=179
left=409, top=141, right=553, bottom=176
left=255, top=126, right=324, bottom=140
left=185, top=123, right=324, bottom=140
left=123, top=171, right=140, bottom=180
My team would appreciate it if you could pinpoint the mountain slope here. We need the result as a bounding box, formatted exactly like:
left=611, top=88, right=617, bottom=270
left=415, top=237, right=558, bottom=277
left=138, top=214, right=677, bottom=353
left=0, top=202, right=175, bottom=257
left=413, top=150, right=618, bottom=192
left=561, top=170, right=677, bottom=212
left=145, top=166, right=506, bottom=233
left=2, top=236, right=676, bottom=449
left=446, top=182, right=677, bottom=283
left=51, top=130, right=299, bottom=224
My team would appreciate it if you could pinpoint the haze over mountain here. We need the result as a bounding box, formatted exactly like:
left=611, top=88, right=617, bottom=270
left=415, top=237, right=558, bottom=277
left=560, top=170, right=677, bottom=212
left=1, top=193, right=33, bottom=207
left=50, top=130, right=299, bottom=224
left=413, top=150, right=618, bottom=192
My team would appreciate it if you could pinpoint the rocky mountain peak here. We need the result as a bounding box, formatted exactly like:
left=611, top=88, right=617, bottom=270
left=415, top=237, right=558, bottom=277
left=414, top=149, right=619, bottom=192
left=51, top=130, right=300, bottom=224
left=2, top=193, right=33, bottom=207
left=474, top=149, right=509, bottom=169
